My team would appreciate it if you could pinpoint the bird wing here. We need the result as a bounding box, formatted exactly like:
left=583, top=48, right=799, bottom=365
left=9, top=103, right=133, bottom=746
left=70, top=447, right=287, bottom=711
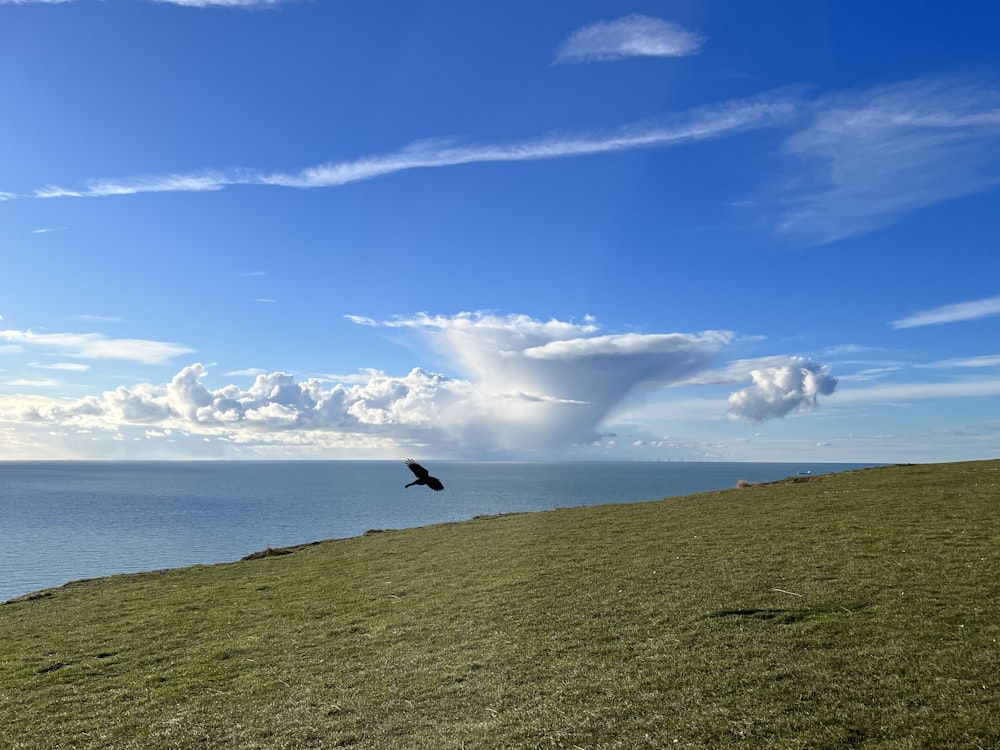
left=427, top=476, right=445, bottom=491
left=405, top=459, right=430, bottom=479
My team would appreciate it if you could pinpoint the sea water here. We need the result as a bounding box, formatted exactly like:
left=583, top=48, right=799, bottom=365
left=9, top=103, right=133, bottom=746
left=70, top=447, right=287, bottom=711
left=0, top=460, right=871, bottom=602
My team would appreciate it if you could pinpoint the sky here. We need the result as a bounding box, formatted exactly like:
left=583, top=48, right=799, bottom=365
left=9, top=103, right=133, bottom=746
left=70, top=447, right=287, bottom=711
left=2, top=0, right=999, bottom=463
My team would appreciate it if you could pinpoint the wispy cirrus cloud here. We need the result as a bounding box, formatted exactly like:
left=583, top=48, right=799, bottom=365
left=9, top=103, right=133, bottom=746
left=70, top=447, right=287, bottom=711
left=15, top=74, right=996, bottom=248
left=17, top=93, right=795, bottom=200
left=0, top=329, right=194, bottom=364
left=75, top=314, right=123, bottom=323
left=555, top=14, right=705, bottom=64
left=31, top=362, right=92, bottom=372
left=832, top=379, right=1000, bottom=403
left=4, top=378, right=62, bottom=388
left=891, top=293, right=1000, bottom=328
left=920, top=354, right=1000, bottom=369
left=776, top=77, right=1000, bottom=244
left=34, top=171, right=234, bottom=199
left=225, top=367, right=268, bottom=377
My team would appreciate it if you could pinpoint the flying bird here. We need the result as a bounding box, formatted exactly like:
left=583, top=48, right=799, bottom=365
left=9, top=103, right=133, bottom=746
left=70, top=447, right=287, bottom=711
left=404, top=459, right=444, bottom=491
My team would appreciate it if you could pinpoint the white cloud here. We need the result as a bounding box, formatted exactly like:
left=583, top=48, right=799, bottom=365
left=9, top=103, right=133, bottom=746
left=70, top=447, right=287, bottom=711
left=674, top=355, right=829, bottom=387
left=319, top=369, right=388, bottom=386
left=555, top=14, right=705, bottom=63
left=833, top=379, right=1000, bottom=403
left=0, top=314, right=838, bottom=455
left=35, top=171, right=231, bottom=199
left=837, top=366, right=904, bottom=383
left=225, top=367, right=269, bottom=377
left=20, top=93, right=795, bottom=200
left=777, top=77, right=1000, bottom=244
left=920, top=355, right=1000, bottom=369
left=891, top=294, right=1000, bottom=328
left=727, top=358, right=838, bottom=424
left=31, top=362, right=91, bottom=372
left=76, top=314, right=123, bottom=323
left=0, top=329, right=194, bottom=364
left=5, top=378, right=61, bottom=388
left=368, top=314, right=733, bottom=434
left=7, top=72, right=998, bottom=251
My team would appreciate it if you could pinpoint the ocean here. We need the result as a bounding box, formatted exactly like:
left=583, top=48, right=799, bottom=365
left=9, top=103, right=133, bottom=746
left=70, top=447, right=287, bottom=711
left=1, top=460, right=872, bottom=602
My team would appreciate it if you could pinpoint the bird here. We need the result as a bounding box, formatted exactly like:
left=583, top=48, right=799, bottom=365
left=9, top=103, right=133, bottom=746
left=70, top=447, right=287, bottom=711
left=404, top=459, right=444, bottom=491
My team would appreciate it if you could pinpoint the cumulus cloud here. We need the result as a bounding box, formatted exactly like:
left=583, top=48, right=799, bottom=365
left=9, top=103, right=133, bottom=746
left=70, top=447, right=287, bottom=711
left=0, top=363, right=476, bottom=448
left=726, top=358, right=838, bottom=424
left=0, top=329, right=193, bottom=364
left=891, top=293, right=1000, bottom=328
left=555, top=15, right=705, bottom=63
left=0, top=314, right=838, bottom=455
left=777, top=77, right=1000, bottom=244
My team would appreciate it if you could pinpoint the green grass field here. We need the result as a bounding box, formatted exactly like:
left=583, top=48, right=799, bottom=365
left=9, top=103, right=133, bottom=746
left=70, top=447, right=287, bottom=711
left=2, top=460, right=999, bottom=749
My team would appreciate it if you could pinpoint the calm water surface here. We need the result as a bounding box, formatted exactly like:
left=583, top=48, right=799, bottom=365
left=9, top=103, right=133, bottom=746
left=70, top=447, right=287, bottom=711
left=1, top=460, right=872, bottom=602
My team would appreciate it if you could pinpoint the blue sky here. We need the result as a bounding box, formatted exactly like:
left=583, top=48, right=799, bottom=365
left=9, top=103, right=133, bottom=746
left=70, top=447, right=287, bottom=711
left=2, top=0, right=999, bottom=462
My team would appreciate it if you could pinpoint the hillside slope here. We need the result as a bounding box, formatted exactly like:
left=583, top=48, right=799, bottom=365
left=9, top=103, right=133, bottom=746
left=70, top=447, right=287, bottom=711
left=2, top=460, right=999, bottom=749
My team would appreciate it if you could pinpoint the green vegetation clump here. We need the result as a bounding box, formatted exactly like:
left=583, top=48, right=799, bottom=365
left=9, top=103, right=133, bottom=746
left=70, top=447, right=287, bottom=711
left=2, top=460, right=999, bottom=749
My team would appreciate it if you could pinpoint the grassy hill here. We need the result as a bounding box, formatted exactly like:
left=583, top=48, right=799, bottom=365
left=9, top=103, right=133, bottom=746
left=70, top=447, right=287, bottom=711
left=2, top=460, right=999, bottom=749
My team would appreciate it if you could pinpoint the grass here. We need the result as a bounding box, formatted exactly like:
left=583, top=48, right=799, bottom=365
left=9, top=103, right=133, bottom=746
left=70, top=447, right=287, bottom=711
left=2, top=460, right=999, bottom=749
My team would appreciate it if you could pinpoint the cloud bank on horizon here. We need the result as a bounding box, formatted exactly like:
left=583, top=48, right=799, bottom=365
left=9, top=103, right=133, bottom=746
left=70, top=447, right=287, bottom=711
left=0, top=313, right=837, bottom=457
